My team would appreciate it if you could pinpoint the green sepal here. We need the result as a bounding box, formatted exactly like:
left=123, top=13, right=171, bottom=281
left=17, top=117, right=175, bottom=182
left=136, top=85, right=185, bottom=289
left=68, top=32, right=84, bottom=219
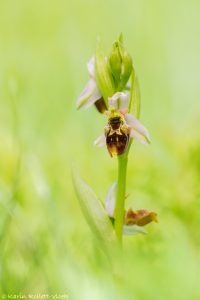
left=95, top=40, right=115, bottom=106
left=72, top=165, right=117, bottom=251
left=128, top=71, right=141, bottom=118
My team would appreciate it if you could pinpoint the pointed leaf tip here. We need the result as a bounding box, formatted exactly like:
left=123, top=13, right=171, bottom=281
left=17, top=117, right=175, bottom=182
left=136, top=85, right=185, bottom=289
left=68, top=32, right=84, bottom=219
left=71, top=165, right=116, bottom=250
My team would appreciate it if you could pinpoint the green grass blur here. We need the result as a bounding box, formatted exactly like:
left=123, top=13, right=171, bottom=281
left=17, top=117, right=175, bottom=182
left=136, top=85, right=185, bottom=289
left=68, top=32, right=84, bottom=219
left=0, top=0, right=200, bottom=299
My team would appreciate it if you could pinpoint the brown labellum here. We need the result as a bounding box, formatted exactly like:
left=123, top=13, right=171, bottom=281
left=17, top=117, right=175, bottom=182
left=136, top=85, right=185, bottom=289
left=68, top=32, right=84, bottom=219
left=105, top=113, right=130, bottom=157
left=106, top=131, right=129, bottom=156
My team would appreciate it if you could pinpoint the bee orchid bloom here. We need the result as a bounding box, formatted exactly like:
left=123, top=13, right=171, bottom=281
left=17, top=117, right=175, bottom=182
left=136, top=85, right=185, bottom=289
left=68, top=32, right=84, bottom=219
left=94, top=92, right=151, bottom=156
left=105, top=182, right=157, bottom=235
left=76, top=57, right=107, bottom=112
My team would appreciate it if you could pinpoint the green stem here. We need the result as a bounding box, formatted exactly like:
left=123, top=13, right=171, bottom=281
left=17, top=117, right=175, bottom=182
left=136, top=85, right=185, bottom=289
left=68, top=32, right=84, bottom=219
left=114, top=153, right=128, bottom=243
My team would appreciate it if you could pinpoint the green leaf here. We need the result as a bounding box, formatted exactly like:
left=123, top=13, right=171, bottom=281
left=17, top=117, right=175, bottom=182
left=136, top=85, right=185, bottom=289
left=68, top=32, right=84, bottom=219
left=128, top=71, right=141, bottom=118
left=95, top=39, right=115, bottom=106
left=72, top=165, right=117, bottom=251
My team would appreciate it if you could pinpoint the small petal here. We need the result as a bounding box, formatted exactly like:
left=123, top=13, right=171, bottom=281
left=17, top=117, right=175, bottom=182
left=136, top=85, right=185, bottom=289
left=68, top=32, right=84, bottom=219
left=76, top=78, right=101, bottom=110
left=94, top=134, right=106, bottom=147
left=108, top=92, right=129, bottom=110
left=87, top=56, right=95, bottom=78
left=125, top=113, right=151, bottom=144
left=105, top=182, right=117, bottom=218
left=123, top=225, right=147, bottom=235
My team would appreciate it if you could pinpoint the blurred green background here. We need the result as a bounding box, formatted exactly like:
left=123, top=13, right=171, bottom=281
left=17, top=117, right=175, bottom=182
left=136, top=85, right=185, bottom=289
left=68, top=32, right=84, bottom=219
left=0, top=0, right=200, bottom=299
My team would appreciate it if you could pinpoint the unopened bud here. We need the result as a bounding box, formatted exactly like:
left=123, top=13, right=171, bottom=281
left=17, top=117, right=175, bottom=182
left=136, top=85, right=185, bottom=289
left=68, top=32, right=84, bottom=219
left=109, top=35, right=133, bottom=90
left=109, top=41, right=122, bottom=84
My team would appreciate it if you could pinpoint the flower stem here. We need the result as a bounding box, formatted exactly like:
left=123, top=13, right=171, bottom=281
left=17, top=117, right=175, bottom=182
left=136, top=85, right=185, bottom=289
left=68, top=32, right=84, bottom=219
left=114, top=153, right=128, bottom=243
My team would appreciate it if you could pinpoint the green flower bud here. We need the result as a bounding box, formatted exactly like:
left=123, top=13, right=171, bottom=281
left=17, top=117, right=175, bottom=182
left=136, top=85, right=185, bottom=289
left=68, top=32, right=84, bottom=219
left=109, top=34, right=133, bottom=91
left=109, top=41, right=122, bottom=84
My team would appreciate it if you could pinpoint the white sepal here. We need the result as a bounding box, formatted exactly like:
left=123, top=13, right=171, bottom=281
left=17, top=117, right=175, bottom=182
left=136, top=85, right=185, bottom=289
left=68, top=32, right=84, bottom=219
left=125, top=113, right=151, bottom=144
left=76, top=78, right=101, bottom=110
left=87, top=56, right=95, bottom=78
left=94, top=134, right=106, bottom=147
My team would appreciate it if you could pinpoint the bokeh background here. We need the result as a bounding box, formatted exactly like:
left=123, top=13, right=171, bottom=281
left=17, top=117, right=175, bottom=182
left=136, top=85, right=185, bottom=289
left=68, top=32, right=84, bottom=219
left=0, top=0, right=200, bottom=299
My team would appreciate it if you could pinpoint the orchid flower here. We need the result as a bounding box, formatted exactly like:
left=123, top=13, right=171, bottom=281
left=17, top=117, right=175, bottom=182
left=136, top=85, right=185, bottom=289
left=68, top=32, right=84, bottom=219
left=105, top=182, right=157, bottom=235
left=94, top=92, right=151, bottom=156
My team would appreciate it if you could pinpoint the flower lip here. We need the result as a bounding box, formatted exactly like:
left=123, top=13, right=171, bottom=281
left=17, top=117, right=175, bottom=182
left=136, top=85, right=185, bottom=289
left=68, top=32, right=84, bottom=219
left=106, top=129, right=130, bottom=157
left=104, top=109, right=130, bottom=156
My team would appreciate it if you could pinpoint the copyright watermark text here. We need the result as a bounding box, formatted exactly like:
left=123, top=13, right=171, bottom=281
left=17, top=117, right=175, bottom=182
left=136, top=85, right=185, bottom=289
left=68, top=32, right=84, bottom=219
left=1, top=294, right=68, bottom=300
